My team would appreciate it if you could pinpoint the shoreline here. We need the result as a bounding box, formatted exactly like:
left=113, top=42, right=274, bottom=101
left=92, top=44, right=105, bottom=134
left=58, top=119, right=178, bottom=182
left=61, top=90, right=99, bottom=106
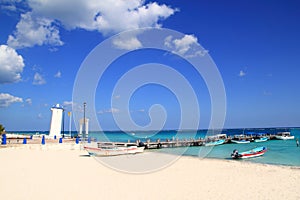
left=1, top=142, right=300, bottom=168
left=1, top=144, right=300, bottom=199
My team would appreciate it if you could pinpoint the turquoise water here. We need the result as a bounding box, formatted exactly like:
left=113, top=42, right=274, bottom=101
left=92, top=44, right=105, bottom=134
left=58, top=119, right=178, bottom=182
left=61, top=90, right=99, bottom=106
left=6, top=128, right=300, bottom=166
left=183, top=139, right=300, bottom=166
left=156, top=128, right=300, bottom=166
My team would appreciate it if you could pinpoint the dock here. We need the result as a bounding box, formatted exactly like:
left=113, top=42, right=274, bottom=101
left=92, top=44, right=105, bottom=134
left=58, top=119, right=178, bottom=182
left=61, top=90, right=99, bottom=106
left=95, top=133, right=280, bottom=150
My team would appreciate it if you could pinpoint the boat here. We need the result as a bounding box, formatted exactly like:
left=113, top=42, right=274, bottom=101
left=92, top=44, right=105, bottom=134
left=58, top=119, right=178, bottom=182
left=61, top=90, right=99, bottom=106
left=231, top=146, right=267, bottom=159
left=205, top=139, right=225, bottom=146
left=230, top=139, right=250, bottom=144
left=275, top=132, right=295, bottom=140
left=84, top=143, right=145, bottom=156
left=254, top=137, right=268, bottom=143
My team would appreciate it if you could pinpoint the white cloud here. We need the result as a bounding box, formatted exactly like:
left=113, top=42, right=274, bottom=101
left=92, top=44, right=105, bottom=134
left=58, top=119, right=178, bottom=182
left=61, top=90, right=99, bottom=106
left=173, top=35, right=198, bottom=55
left=114, top=95, right=121, bottom=99
left=27, top=0, right=176, bottom=34
left=164, top=35, right=207, bottom=58
left=7, top=12, right=63, bottom=49
left=130, top=109, right=146, bottom=113
left=63, top=101, right=73, bottom=107
left=112, top=33, right=142, bottom=50
left=25, top=98, right=32, bottom=105
left=1, top=4, right=17, bottom=11
left=0, top=0, right=24, bottom=13
left=239, top=70, right=246, bottom=77
left=0, top=93, right=23, bottom=107
left=33, top=72, right=46, bottom=85
left=6, top=0, right=176, bottom=48
left=98, top=107, right=120, bottom=114
left=54, top=70, right=61, bottom=78
left=0, top=45, right=25, bottom=84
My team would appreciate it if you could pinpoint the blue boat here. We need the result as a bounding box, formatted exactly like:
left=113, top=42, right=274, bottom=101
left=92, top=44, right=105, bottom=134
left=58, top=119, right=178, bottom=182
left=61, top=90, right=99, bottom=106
left=205, top=139, right=225, bottom=146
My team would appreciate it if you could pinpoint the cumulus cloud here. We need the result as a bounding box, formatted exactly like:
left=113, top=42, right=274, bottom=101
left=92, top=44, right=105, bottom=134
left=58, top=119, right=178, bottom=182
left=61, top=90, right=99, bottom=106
left=164, top=34, right=208, bottom=58
left=7, top=12, right=63, bottom=49
left=112, top=33, right=142, bottom=50
left=6, top=0, right=176, bottom=48
left=54, top=70, right=61, bottom=78
left=0, top=45, right=25, bottom=84
left=33, top=72, right=46, bottom=85
left=0, top=93, right=23, bottom=107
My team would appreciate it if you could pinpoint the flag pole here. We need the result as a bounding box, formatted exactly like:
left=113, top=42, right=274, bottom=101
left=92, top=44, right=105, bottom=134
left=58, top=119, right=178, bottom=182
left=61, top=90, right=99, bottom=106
left=68, top=111, right=72, bottom=138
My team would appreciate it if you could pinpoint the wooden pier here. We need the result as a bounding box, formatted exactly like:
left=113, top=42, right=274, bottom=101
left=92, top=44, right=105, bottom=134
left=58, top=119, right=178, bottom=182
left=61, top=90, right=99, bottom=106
left=95, top=133, right=280, bottom=150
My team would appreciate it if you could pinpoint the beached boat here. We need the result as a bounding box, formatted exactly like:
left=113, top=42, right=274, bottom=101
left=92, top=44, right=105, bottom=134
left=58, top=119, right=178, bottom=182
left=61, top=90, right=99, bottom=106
left=84, top=144, right=145, bottom=156
left=275, top=132, right=295, bottom=140
left=231, top=146, right=267, bottom=159
left=230, top=139, right=250, bottom=144
left=254, top=137, right=268, bottom=143
left=205, top=139, right=225, bottom=146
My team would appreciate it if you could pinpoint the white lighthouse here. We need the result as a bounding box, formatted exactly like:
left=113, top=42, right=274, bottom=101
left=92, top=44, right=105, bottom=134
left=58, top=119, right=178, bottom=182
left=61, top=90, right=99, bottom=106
left=49, top=104, right=64, bottom=139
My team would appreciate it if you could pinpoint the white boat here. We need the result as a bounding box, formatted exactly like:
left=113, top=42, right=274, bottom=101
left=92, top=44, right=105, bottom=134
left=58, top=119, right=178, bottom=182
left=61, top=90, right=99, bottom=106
left=254, top=137, right=268, bottom=143
left=231, top=139, right=250, bottom=144
left=84, top=144, right=145, bottom=156
left=275, top=132, right=295, bottom=140
left=231, top=146, right=267, bottom=159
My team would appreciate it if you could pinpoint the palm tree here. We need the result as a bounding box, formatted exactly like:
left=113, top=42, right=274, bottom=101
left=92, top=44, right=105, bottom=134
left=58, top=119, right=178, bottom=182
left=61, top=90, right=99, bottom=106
left=0, top=124, right=5, bottom=135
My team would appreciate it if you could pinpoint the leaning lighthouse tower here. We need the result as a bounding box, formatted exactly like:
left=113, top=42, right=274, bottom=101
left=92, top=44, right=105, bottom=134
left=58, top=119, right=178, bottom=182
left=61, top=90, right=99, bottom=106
left=49, top=104, right=63, bottom=139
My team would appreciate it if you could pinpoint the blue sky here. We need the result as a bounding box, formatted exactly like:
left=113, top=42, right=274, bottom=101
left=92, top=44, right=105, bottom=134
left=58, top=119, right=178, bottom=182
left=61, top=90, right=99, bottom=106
left=0, top=0, right=300, bottom=131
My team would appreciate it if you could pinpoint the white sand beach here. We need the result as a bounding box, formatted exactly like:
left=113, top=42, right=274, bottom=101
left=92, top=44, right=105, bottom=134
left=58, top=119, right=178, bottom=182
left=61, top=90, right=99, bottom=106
left=1, top=144, right=300, bottom=200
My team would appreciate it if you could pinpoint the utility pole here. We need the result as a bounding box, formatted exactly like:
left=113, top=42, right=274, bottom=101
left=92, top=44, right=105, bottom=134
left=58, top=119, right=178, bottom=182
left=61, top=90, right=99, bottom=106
left=83, top=102, right=86, bottom=141
left=62, top=107, right=65, bottom=138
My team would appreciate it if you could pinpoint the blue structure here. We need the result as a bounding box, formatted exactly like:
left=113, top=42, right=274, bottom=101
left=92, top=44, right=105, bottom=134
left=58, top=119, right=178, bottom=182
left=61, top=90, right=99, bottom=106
left=41, top=135, right=45, bottom=145
left=23, top=138, right=27, bottom=144
left=75, top=137, right=79, bottom=144
left=59, top=138, right=63, bottom=143
left=1, top=134, right=7, bottom=145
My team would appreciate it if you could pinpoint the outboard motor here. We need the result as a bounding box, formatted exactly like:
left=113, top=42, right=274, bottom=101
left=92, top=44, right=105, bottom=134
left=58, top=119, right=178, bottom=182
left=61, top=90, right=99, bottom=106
left=138, top=141, right=145, bottom=147
left=231, top=149, right=240, bottom=158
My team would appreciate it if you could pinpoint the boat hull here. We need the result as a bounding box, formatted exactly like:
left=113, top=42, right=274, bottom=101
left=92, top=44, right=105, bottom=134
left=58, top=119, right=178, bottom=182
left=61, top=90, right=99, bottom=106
left=84, top=146, right=145, bottom=156
left=205, top=139, right=225, bottom=146
left=275, top=136, right=295, bottom=140
left=254, top=137, right=268, bottom=143
left=231, top=147, right=267, bottom=159
left=231, top=140, right=250, bottom=144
